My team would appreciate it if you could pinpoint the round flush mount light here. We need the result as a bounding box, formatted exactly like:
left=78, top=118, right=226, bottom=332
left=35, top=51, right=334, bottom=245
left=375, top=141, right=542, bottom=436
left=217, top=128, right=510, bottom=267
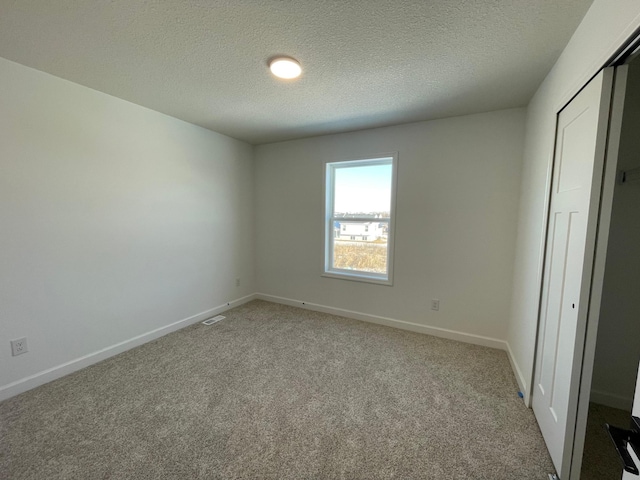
left=269, top=57, right=302, bottom=79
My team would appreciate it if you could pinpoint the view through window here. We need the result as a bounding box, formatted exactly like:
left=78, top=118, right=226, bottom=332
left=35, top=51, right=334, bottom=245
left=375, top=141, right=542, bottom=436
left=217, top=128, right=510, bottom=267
left=324, top=155, right=396, bottom=284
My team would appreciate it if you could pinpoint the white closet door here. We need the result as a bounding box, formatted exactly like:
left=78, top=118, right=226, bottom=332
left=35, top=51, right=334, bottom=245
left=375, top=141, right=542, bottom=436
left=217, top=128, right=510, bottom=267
left=532, top=68, right=613, bottom=478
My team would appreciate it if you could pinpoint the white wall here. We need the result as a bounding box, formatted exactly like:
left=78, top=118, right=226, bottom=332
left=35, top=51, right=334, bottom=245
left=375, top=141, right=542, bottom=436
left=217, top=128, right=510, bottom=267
left=508, top=0, right=640, bottom=402
left=0, top=57, right=255, bottom=399
left=590, top=59, right=640, bottom=410
left=255, top=109, right=525, bottom=344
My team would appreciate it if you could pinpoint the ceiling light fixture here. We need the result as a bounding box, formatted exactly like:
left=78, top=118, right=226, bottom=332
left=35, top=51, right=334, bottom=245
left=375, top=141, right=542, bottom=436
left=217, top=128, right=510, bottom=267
left=269, top=57, right=302, bottom=79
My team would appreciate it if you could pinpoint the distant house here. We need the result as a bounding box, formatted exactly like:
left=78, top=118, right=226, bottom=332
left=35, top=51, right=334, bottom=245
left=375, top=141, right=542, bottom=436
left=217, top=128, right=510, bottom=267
left=335, top=222, right=384, bottom=242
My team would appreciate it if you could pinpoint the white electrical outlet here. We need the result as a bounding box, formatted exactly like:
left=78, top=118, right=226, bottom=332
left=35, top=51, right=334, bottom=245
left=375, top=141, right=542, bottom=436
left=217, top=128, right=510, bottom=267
left=11, top=337, right=28, bottom=356
left=431, top=299, right=440, bottom=311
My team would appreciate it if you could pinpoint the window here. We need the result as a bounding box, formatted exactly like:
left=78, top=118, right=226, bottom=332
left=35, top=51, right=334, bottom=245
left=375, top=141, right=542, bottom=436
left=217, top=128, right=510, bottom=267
left=324, top=154, right=397, bottom=284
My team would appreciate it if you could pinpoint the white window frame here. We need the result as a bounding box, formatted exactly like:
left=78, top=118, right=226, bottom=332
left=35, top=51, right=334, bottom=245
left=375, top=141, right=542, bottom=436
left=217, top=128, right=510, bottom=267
left=323, top=153, right=398, bottom=285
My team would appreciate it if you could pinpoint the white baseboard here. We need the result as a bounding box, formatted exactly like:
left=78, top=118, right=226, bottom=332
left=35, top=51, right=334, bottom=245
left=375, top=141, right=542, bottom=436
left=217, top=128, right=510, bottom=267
left=0, top=294, right=256, bottom=402
left=3, top=293, right=527, bottom=405
left=590, top=389, right=633, bottom=411
left=255, top=293, right=507, bottom=350
left=505, top=342, right=529, bottom=406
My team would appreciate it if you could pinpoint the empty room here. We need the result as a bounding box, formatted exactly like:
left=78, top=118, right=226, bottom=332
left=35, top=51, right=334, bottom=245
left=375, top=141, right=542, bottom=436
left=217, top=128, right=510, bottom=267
left=3, top=1, right=640, bottom=479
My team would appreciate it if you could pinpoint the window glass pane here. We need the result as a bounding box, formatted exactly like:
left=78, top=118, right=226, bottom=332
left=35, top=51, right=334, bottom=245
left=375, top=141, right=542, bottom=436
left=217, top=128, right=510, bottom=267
left=332, top=220, right=388, bottom=274
left=333, top=163, right=391, bottom=216
left=325, top=156, right=395, bottom=283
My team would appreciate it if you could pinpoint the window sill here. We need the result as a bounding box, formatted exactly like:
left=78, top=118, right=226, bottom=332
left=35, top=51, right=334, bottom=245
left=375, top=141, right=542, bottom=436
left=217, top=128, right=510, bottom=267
left=321, top=271, right=393, bottom=286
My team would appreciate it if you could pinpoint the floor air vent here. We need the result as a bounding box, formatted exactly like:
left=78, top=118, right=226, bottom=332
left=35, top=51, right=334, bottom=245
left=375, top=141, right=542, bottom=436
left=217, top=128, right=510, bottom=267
left=202, top=315, right=226, bottom=326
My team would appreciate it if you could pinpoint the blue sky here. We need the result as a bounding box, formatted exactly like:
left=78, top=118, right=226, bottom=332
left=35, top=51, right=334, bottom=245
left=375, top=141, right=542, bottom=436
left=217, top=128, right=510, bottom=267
left=334, top=163, right=391, bottom=213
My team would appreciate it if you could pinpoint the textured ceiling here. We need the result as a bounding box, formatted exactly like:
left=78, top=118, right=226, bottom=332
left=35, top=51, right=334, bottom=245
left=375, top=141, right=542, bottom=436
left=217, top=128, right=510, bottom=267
left=0, top=0, right=593, bottom=144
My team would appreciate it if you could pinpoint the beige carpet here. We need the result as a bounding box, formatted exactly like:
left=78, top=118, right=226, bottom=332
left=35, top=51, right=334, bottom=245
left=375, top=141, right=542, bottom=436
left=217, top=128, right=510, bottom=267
left=0, top=300, right=555, bottom=479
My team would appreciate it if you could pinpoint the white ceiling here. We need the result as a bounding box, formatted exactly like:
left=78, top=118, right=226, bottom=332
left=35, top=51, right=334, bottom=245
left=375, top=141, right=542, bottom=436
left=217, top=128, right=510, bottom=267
left=0, top=0, right=593, bottom=144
